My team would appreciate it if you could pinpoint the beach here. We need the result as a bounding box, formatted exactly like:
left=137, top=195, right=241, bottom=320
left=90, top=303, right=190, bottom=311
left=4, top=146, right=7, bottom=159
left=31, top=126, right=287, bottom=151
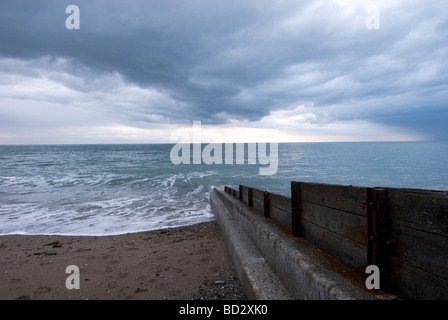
left=0, top=221, right=246, bottom=300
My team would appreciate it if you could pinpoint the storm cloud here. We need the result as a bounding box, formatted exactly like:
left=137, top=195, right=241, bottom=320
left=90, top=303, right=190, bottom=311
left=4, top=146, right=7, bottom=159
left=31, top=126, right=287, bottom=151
left=0, top=0, right=447, bottom=143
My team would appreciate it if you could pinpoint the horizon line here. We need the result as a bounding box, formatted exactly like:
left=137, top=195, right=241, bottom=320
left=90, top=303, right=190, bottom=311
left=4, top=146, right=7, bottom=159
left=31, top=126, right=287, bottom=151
left=0, top=140, right=438, bottom=147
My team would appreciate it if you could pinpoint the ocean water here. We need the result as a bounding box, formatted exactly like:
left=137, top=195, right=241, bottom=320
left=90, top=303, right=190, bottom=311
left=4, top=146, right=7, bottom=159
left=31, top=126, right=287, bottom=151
left=0, top=142, right=447, bottom=235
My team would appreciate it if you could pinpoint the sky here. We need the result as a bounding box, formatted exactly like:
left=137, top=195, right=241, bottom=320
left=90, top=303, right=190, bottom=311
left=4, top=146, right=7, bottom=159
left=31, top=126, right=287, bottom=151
left=0, top=0, right=447, bottom=144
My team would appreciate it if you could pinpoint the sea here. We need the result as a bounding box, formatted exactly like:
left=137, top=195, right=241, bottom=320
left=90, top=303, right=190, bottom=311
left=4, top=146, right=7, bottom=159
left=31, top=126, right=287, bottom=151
left=0, top=142, right=447, bottom=236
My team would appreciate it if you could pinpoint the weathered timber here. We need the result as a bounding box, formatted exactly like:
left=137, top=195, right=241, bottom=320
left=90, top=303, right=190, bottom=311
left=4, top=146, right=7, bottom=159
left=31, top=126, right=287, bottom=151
left=291, top=181, right=303, bottom=236
left=269, top=192, right=292, bottom=213
left=301, top=200, right=367, bottom=245
left=270, top=206, right=292, bottom=230
left=248, top=187, right=253, bottom=207
left=302, top=219, right=367, bottom=271
left=225, top=182, right=448, bottom=300
left=299, top=182, right=367, bottom=216
left=366, top=188, right=390, bottom=290
left=252, top=188, right=264, bottom=213
left=241, top=185, right=249, bottom=204
left=389, top=258, right=448, bottom=299
left=386, top=188, right=448, bottom=236
left=263, top=191, right=271, bottom=218
left=389, top=225, right=448, bottom=280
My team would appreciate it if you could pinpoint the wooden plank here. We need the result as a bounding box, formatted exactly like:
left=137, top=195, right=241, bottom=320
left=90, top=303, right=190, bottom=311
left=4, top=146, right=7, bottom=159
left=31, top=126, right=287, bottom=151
left=241, top=186, right=249, bottom=204
left=302, top=219, right=367, bottom=271
left=233, top=182, right=448, bottom=299
left=263, top=191, right=270, bottom=217
left=386, top=187, right=448, bottom=236
left=366, top=188, right=390, bottom=291
left=227, top=187, right=236, bottom=197
left=389, top=257, right=448, bottom=299
left=390, top=225, right=448, bottom=279
left=270, top=206, right=292, bottom=229
left=291, top=181, right=303, bottom=236
left=299, top=182, right=367, bottom=216
left=252, top=188, right=264, bottom=203
left=251, top=188, right=264, bottom=213
left=253, top=199, right=264, bottom=213
left=248, top=187, right=253, bottom=207
left=301, top=201, right=367, bottom=245
left=269, top=192, right=292, bottom=213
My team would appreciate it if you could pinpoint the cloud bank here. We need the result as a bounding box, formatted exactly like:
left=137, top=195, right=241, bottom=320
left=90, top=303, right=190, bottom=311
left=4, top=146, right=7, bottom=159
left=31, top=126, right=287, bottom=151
left=0, top=0, right=447, bottom=143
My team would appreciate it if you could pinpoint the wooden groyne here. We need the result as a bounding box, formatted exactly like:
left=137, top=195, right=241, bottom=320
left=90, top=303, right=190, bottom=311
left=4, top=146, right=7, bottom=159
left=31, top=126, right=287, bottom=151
left=222, top=182, right=447, bottom=300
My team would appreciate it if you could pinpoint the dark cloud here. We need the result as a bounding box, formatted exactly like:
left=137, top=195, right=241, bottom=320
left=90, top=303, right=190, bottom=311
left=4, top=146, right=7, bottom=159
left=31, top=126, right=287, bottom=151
left=0, top=0, right=447, bottom=140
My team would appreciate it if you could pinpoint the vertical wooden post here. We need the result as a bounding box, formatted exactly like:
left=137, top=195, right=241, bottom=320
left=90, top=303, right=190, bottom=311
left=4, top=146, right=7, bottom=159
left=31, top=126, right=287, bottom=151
left=291, top=181, right=303, bottom=236
left=248, top=187, right=253, bottom=208
left=239, top=185, right=243, bottom=201
left=263, top=191, right=271, bottom=218
left=232, top=189, right=236, bottom=197
left=366, top=187, right=390, bottom=290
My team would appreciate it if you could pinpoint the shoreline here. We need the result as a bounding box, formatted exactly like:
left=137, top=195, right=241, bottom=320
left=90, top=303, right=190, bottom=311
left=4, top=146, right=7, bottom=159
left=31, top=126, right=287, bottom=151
left=0, top=219, right=217, bottom=238
left=0, top=221, right=247, bottom=300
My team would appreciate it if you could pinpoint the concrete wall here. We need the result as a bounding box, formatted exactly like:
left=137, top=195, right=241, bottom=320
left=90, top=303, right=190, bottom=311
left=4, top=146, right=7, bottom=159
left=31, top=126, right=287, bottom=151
left=211, top=187, right=398, bottom=300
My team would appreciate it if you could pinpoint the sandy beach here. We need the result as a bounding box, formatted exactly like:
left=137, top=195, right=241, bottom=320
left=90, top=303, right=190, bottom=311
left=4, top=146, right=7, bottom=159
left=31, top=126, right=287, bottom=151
left=0, top=221, right=246, bottom=300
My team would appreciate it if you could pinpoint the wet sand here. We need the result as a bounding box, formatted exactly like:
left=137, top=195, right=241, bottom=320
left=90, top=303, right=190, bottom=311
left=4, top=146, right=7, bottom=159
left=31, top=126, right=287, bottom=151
left=0, top=221, right=246, bottom=300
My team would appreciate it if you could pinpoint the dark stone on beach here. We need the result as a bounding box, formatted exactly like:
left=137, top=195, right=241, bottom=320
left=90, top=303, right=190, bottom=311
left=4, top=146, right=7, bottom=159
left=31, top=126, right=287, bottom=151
left=44, top=241, right=62, bottom=248
left=134, top=288, right=148, bottom=294
left=44, top=251, right=57, bottom=256
left=214, top=280, right=226, bottom=285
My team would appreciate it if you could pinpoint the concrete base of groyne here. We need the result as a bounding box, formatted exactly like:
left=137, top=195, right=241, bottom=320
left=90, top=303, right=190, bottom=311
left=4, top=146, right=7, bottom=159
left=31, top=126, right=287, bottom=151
left=211, top=187, right=398, bottom=300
